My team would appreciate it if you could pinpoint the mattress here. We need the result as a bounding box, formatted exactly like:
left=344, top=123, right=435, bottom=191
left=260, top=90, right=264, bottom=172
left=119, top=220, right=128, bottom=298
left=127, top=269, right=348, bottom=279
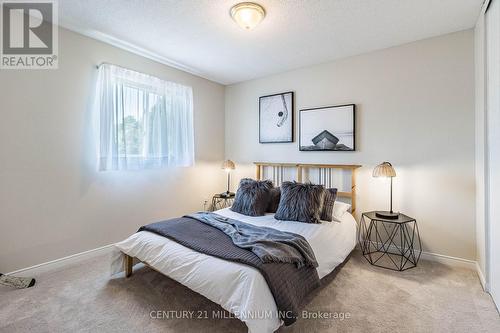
left=111, top=208, right=357, bottom=333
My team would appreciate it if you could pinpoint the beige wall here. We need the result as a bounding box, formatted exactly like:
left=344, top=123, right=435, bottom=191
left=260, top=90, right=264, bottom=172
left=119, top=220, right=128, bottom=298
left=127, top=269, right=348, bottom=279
left=474, top=13, right=487, bottom=281
left=0, top=28, right=226, bottom=272
left=0, top=27, right=476, bottom=272
left=225, top=30, right=475, bottom=260
left=484, top=0, right=500, bottom=303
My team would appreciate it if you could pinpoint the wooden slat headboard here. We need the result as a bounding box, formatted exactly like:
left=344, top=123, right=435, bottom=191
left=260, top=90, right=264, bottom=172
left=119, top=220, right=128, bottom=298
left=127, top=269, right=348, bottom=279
left=254, top=162, right=362, bottom=212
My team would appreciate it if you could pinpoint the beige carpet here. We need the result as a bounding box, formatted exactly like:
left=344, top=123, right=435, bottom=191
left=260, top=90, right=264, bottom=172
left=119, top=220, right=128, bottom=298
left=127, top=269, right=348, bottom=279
left=1, top=251, right=499, bottom=333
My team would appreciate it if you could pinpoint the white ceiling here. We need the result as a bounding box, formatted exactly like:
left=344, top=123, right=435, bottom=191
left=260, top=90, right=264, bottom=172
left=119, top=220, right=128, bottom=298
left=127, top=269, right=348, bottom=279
left=59, top=0, right=483, bottom=85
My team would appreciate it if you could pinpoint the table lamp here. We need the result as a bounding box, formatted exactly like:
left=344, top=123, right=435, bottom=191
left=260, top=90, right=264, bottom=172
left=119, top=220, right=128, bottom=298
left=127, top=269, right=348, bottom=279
left=373, top=161, right=398, bottom=219
left=221, top=160, right=236, bottom=197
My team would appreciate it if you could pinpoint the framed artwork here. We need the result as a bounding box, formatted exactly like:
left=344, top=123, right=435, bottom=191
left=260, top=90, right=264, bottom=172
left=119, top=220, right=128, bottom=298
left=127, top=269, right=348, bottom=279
left=299, top=104, right=355, bottom=151
left=259, top=91, right=294, bottom=143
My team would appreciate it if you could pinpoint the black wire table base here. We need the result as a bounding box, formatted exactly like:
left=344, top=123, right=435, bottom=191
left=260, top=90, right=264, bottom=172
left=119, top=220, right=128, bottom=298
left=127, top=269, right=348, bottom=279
left=210, top=196, right=235, bottom=212
left=359, top=212, right=422, bottom=271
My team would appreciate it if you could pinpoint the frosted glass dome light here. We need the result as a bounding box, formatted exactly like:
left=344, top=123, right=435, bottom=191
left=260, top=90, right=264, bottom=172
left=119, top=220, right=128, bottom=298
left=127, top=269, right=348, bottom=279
left=230, top=2, right=266, bottom=30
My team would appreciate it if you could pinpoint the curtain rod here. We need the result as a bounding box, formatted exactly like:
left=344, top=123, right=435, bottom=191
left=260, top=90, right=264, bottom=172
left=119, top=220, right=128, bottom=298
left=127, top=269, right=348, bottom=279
left=94, top=63, right=146, bottom=73
left=93, top=63, right=193, bottom=89
left=95, top=62, right=132, bottom=71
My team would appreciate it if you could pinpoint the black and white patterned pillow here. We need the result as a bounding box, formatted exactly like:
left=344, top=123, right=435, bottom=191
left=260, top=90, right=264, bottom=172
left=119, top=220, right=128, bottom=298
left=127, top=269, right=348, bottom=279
left=274, top=181, right=325, bottom=224
left=231, top=178, right=273, bottom=216
left=320, top=188, right=338, bottom=222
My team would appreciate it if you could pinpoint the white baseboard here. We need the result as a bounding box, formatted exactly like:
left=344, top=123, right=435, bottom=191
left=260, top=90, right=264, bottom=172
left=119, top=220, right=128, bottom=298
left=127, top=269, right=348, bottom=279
left=475, top=261, right=489, bottom=291
left=355, top=243, right=476, bottom=269
left=6, top=244, right=115, bottom=277
left=419, top=251, right=476, bottom=269
left=6, top=242, right=480, bottom=283
left=357, top=243, right=486, bottom=284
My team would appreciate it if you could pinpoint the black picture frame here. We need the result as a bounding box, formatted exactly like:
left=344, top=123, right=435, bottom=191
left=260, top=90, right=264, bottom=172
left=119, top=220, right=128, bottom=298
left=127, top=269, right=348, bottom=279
left=259, top=91, right=294, bottom=143
left=299, top=104, right=356, bottom=151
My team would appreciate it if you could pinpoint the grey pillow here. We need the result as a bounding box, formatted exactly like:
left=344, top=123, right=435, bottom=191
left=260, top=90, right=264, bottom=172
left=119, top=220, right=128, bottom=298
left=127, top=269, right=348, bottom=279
left=231, top=178, right=273, bottom=216
left=320, top=188, right=338, bottom=222
left=266, top=186, right=281, bottom=213
left=275, top=181, right=325, bottom=224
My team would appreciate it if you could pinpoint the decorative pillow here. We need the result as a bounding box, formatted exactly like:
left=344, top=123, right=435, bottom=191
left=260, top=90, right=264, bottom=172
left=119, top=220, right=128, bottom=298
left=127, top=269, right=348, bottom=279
left=320, top=188, right=338, bottom=222
left=266, top=187, right=281, bottom=213
left=231, top=178, right=273, bottom=216
left=275, top=181, right=325, bottom=224
left=333, top=201, right=351, bottom=222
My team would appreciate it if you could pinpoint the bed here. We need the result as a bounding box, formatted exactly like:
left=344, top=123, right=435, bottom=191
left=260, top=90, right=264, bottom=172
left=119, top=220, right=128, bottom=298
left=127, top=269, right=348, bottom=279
left=111, top=162, right=361, bottom=333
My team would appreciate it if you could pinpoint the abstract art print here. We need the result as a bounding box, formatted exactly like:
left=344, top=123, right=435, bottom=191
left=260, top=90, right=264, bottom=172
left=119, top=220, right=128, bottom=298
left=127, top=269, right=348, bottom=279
left=259, top=91, right=294, bottom=143
left=299, top=104, right=355, bottom=151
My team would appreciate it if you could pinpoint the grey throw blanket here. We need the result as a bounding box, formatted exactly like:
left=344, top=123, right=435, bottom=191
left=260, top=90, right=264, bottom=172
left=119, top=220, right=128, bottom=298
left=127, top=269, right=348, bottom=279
left=185, top=212, right=318, bottom=268
left=138, top=213, right=321, bottom=326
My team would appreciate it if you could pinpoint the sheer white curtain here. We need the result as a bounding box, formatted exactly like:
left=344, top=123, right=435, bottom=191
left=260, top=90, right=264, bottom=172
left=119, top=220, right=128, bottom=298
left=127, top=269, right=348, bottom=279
left=95, top=64, right=194, bottom=170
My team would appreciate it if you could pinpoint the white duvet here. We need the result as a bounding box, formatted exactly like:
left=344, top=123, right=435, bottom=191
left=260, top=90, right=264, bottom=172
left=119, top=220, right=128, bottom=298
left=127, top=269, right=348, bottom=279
left=111, top=208, right=357, bottom=333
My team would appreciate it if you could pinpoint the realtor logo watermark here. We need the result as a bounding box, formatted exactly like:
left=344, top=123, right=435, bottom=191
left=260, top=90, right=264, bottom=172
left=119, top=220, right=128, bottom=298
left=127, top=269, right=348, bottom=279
left=1, top=0, right=58, bottom=69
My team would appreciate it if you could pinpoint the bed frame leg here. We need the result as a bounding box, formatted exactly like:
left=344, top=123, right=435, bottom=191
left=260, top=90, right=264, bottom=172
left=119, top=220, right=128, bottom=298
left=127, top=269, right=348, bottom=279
left=124, top=254, right=133, bottom=278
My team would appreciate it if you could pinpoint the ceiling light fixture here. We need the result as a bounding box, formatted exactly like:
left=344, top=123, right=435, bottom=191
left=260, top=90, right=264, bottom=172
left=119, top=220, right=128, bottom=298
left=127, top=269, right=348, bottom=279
left=230, top=2, right=266, bottom=30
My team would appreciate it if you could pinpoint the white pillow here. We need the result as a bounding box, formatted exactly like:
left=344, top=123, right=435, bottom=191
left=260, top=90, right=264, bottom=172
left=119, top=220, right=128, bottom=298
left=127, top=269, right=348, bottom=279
left=333, top=201, right=351, bottom=222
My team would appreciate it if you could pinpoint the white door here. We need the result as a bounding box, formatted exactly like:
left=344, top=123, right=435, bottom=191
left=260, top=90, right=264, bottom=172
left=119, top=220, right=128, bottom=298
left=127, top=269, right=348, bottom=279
left=486, top=0, right=500, bottom=309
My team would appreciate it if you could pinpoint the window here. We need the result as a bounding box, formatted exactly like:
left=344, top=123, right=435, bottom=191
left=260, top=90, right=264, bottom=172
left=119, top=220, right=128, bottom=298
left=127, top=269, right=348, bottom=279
left=95, top=64, right=194, bottom=170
